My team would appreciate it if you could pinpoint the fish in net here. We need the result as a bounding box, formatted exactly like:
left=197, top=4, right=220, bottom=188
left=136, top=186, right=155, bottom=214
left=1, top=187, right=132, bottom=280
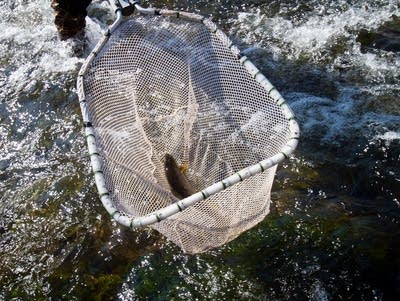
left=77, top=1, right=299, bottom=254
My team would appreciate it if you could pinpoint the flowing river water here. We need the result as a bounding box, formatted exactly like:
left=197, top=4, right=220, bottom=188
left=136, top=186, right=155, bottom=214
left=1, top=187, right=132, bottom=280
left=0, top=0, right=399, bottom=300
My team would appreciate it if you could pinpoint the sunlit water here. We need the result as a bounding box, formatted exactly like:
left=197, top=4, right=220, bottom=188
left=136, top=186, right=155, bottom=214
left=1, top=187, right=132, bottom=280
left=0, top=0, right=399, bottom=300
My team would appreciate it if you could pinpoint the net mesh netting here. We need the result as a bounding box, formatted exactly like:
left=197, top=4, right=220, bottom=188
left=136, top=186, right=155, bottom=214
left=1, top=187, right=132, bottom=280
left=83, top=15, right=291, bottom=253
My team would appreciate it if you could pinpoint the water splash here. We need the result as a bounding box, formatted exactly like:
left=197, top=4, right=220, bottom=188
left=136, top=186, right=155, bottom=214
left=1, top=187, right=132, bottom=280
left=232, top=0, right=399, bottom=66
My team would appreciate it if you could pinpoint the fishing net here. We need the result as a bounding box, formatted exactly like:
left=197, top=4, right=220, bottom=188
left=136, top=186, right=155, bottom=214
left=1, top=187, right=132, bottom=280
left=77, top=7, right=299, bottom=254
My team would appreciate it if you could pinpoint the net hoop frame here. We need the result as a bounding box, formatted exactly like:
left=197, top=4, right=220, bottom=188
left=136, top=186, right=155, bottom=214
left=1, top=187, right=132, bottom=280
left=76, top=4, right=300, bottom=229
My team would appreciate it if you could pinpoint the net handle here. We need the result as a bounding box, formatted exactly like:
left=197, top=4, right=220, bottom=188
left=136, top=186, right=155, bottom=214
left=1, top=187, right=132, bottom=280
left=111, top=0, right=157, bottom=16
left=77, top=3, right=300, bottom=229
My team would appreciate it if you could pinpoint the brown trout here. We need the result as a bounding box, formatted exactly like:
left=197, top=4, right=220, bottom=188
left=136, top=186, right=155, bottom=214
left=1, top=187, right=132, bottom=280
left=164, top=154, right=195, bottom=199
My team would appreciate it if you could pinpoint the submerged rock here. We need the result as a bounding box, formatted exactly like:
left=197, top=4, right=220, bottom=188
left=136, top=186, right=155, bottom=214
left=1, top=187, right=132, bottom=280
left=357, top=15, right=400, bottom=53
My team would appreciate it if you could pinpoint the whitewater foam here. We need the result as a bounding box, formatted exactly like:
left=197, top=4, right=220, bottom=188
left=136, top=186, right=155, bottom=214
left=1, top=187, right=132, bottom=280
left=376, top=131, right=400, bottom=142
left=231, top=0, right=400, bottom=76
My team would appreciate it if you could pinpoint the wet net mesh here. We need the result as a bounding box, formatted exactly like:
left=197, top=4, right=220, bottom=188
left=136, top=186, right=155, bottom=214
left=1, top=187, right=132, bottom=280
left=83, top=15, right=291, bottom=253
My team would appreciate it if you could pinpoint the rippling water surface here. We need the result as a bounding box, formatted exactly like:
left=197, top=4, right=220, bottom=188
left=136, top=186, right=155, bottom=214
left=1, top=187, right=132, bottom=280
left=0, top=0, right=399, bottom=300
